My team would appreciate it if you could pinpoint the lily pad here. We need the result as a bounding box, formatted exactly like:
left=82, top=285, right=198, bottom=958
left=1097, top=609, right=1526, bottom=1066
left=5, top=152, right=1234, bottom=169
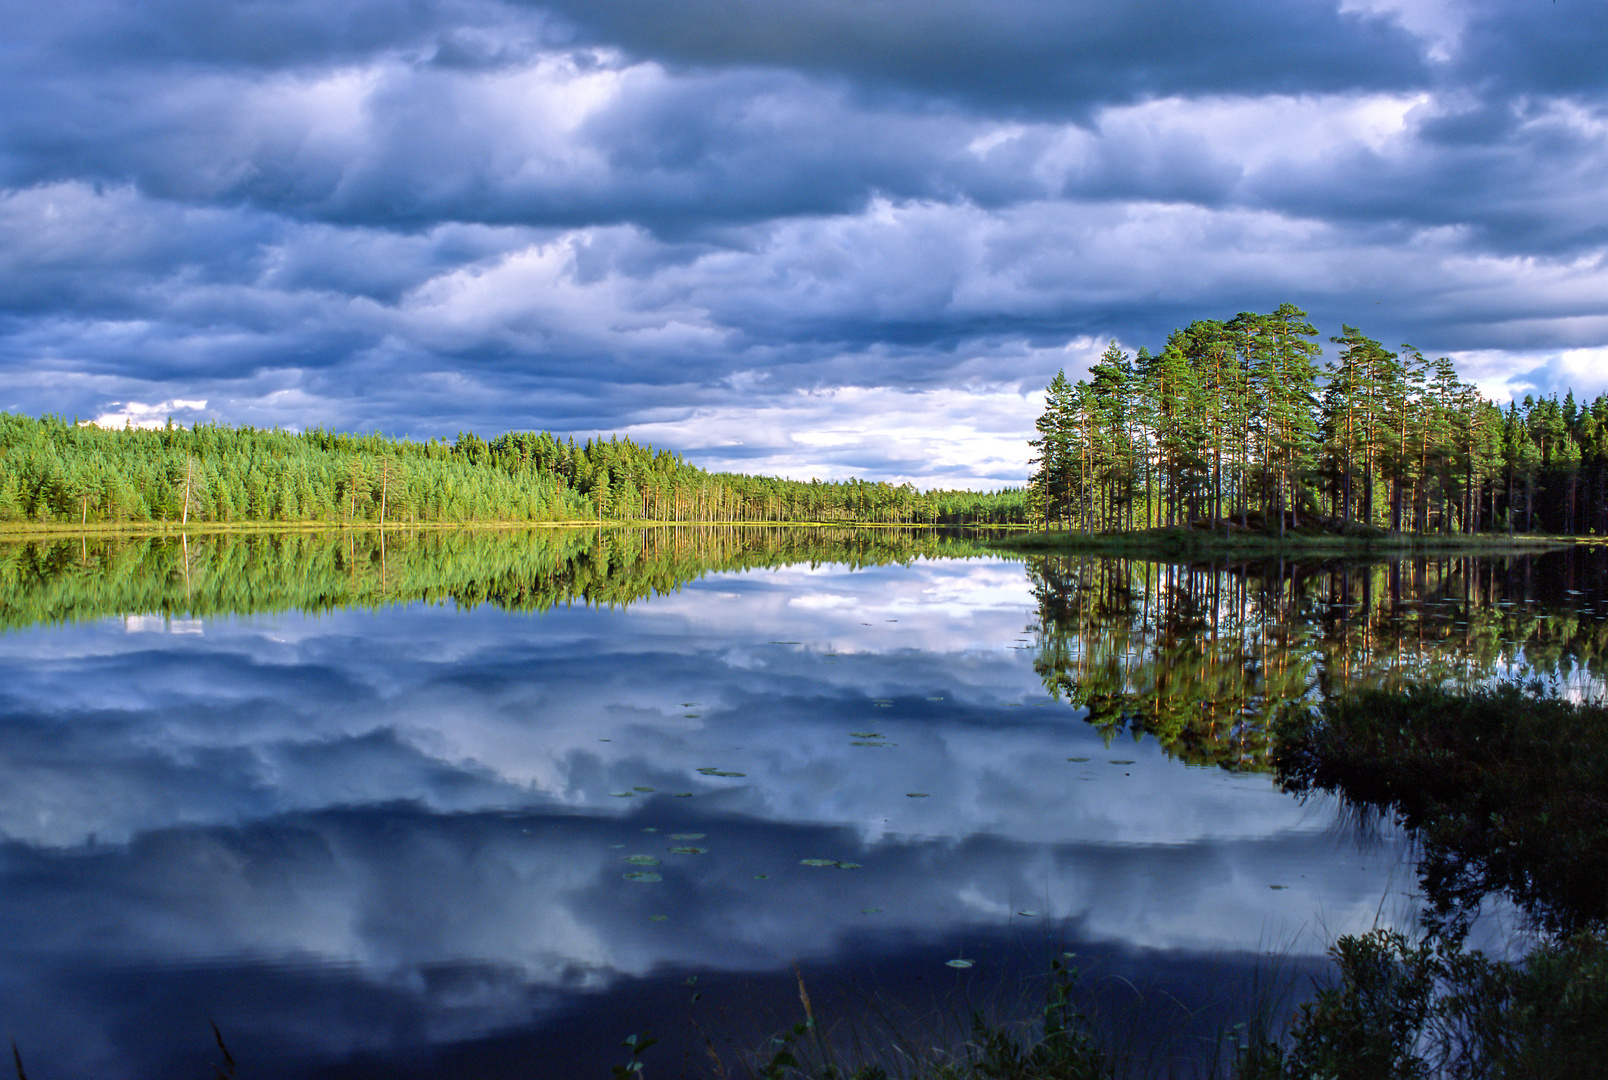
left=670, top=846, right=708, bottom=855
left=849, top=732, right=882, bottom=739
left=673, top=792, right=694, bottom=797
left=624, top=855, right=661, bottom=866
left=905, top=792, right=929, bottom=798
left=800, top=858, right=837, bottom=867
left=608, top=792, right=636, bottom=798
left=668, top=833, right=706, bottom=840
left=1269, top=884, right=1289, bottom=891
left=649, top=915, right=668, bottom=922
left=623, top=872, right=662, bottom=882
left=1066, top=757, right=1090, bottom=763
left=1108, top=759, right=1135, bottom=765
left=754, top=874, right=769, bottom=880
left=945, top=959, right=974, bottom=969
left=1017, top=910, right=1038, bottom=917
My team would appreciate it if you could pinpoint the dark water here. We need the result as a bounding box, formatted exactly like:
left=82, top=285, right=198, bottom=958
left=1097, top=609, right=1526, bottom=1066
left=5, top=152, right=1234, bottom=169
left=1, top=530, right=1603, bottom=1078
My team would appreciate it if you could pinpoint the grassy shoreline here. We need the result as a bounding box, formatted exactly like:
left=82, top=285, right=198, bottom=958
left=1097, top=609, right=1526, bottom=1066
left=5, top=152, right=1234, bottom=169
left=989, top=523, right=1586, bottom=558
left=0, top=517, right=964, bottom=540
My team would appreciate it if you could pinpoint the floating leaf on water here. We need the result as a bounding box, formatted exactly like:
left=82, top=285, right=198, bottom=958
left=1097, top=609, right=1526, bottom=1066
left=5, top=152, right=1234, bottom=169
left=633, top=786, right=656, bottom=793
left=905, top=792, right=929, bottom=798
left=873, top=703, right=892, bottom=708
left=835, top=862, right=861, bottom=869
left=609, top=792, right=636, bottom=798
left=673, top=792, right=693, bottom=797
left=849, top=732, right=882, bottom=739
left=1017, top=910, right=1038, bottom=917
left=684, top=714, right=701, bottom=718
left=926, top=696, right=943, bottom=701
left=642, top=827, right=658, bottom=833
left=1108, top=760, right=1135, bottom=765
left=1067, top=757, right=1090, bottom=762
left=680, top=702, right=700, bottom=707
left=800, top=859, right=837, bottom=867
left=1269, top=884, right=1289, bottom=891
left=670, top=846, right=708, bottom=855
left=668, top=833, right=706, bottom=840
left=863, top=907, right=883, bottom=914
left=945, top=959, right=974, bottom=969
left=710, top=770, right=745, bottom=777
left=624, top=855, right=661, bottom=866
left=598, top=738, right=611, bottom=742
left=649, top=915, right=668, bottom=921
left=754, top=874, right=769, bottom=880
left=623, top=872, right=662, bottom=882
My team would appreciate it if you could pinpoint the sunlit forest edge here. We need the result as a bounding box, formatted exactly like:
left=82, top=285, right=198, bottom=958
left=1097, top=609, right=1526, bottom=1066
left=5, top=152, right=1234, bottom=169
left=0, top=413, right=1025, bottom=529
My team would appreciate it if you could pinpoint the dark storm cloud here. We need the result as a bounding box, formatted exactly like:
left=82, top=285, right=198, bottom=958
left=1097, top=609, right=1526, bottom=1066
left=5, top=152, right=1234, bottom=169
left=538, top=0, right=1431, bottom=114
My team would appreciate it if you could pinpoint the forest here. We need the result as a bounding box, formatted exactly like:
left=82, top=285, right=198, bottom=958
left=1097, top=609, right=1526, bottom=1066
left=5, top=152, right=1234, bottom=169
left=0, top=413, right=1024, bottom=528
left=1030, top=304, right=1608, bottom=536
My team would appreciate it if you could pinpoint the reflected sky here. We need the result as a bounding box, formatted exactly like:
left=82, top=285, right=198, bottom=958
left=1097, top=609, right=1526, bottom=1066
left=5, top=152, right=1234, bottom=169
left=0, top=556, right=1409, bottom=1079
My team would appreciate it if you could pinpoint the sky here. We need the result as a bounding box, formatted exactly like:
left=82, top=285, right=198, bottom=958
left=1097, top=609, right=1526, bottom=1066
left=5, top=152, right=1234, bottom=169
left=2, top=0, right=1606, bottom=488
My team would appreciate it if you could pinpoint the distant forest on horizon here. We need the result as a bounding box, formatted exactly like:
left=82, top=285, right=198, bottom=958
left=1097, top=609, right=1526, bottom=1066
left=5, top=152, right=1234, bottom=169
left=0, top=412, right=1024, bottom=528
left=1030, top=304, right=1608, bottom=537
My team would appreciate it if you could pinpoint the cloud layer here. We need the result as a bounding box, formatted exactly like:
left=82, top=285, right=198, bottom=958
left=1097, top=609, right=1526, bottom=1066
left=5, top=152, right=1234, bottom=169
left=1, top=0, right=1605, bottom=483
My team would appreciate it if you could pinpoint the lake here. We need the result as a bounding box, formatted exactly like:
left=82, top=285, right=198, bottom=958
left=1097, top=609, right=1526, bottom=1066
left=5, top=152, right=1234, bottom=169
left=1, top=529, right=1602, bottom=1078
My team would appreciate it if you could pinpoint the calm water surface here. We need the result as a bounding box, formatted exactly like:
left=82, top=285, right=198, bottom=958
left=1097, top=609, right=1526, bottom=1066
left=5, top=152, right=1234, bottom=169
left=1, top=530, right=1602, bottom=1078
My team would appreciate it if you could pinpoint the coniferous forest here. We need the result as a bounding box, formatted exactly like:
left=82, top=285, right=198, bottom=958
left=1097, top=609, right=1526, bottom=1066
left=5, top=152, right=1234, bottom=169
left=0, top=414, right=1024, bottom=528
left=1030, top=304, right=1608, bottom=536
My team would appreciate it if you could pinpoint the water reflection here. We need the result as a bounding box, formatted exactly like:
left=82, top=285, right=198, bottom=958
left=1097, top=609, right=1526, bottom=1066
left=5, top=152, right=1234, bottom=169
left=2, top=532, right=1602, bottom=1077
left=1030, top=548, right=1608, bottom=770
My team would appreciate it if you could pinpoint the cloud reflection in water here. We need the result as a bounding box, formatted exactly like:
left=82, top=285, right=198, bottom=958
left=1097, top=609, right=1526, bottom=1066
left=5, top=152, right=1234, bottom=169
left=0, top=557, right=1407, bottom=1077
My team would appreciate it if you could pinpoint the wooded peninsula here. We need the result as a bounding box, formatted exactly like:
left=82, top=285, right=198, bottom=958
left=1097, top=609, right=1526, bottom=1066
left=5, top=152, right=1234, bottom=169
left=1028, top=304, right=1608, bottom=538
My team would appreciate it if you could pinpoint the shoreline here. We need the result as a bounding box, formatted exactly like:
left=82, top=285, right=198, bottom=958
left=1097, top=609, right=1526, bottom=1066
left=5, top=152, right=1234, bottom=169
left=988, top=525, right=1590, bottom=557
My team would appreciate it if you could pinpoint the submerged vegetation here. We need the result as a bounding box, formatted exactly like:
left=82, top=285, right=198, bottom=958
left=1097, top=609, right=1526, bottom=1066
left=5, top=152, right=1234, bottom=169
left=0, top=412, right=1025, bottom=529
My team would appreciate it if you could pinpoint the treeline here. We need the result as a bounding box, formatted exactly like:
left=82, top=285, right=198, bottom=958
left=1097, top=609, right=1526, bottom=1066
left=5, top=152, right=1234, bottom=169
left=0, top=413, right=1025, bottom=527
left=0, top=526, right=991, bottom=630
left=1031, top=303, right=1608, bottom=535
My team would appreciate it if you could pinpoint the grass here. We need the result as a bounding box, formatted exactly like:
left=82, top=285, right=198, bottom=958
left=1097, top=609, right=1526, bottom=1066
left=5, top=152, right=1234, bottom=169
left=990, top=521, right=1579, bottom=559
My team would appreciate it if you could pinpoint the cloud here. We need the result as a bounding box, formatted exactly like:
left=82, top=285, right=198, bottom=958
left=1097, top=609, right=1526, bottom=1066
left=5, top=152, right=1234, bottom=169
left=0, top=0, right=1604, bottom=480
